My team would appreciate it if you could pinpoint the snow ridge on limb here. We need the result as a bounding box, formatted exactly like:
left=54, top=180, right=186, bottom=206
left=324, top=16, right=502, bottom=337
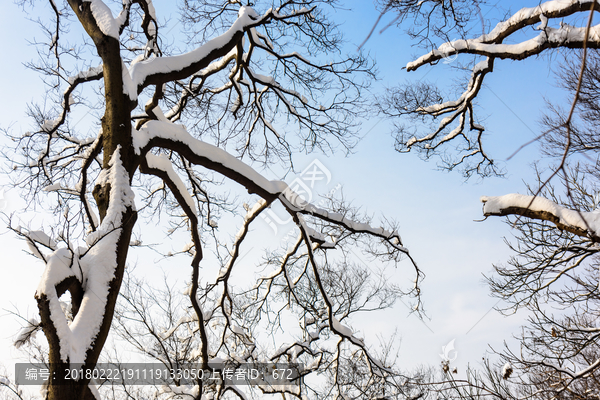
left=134, top=120, right=288, bottom=198
left=145, top=153, right=198, bottom=215
left=481, top=194, right=600, bottom=241
left=35, top=247, right=81, bottom=363
left=408, top=23, right=600, bottom=68
left=18, top=228, right=59, bottom=262
left=407, top=0, right=600, bottom=71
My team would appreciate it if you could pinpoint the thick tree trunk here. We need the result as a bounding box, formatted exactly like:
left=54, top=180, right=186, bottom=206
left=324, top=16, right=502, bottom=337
left=40, top=3, right=139, bottom=399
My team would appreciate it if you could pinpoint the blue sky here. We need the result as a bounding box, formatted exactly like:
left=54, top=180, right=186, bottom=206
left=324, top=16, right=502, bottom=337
left=0, top=0, right=576, bottom=381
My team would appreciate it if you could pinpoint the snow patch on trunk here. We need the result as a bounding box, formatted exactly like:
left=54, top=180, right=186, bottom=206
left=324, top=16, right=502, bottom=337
left=36, top=149, right=135, bottom=364
left=84, top=0, right=119, bottom=39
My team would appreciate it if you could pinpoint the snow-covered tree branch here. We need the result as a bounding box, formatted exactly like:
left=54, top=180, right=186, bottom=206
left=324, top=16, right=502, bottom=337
left=382, top=0, right=600, bottom=177
left=482, top=193, right=600, bottom=241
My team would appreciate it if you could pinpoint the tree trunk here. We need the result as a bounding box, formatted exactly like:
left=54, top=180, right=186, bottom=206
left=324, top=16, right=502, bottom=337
left=40, top=4, right=139, bottom=399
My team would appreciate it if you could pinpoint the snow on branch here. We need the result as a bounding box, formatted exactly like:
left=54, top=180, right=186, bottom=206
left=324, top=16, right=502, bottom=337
left=408, top=23, right=600, bottom=69
left=400, top=59, right=490, bottom=152
left=129, top=6, right=266, bottom=91
left=134, top=120, right=288, bottom=199
left=67, top=64, right=104, bottom=86
left=145, top=153, right=198, bottom=216
left=407, top=0, right=600, bottom=71
left=480, top=0, right=598, bottom=44
left=19, top=228, right=58, bottom=262
left=382, top=57, right=496, bottom=176
left=482, top=194, right=600, bottom=241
